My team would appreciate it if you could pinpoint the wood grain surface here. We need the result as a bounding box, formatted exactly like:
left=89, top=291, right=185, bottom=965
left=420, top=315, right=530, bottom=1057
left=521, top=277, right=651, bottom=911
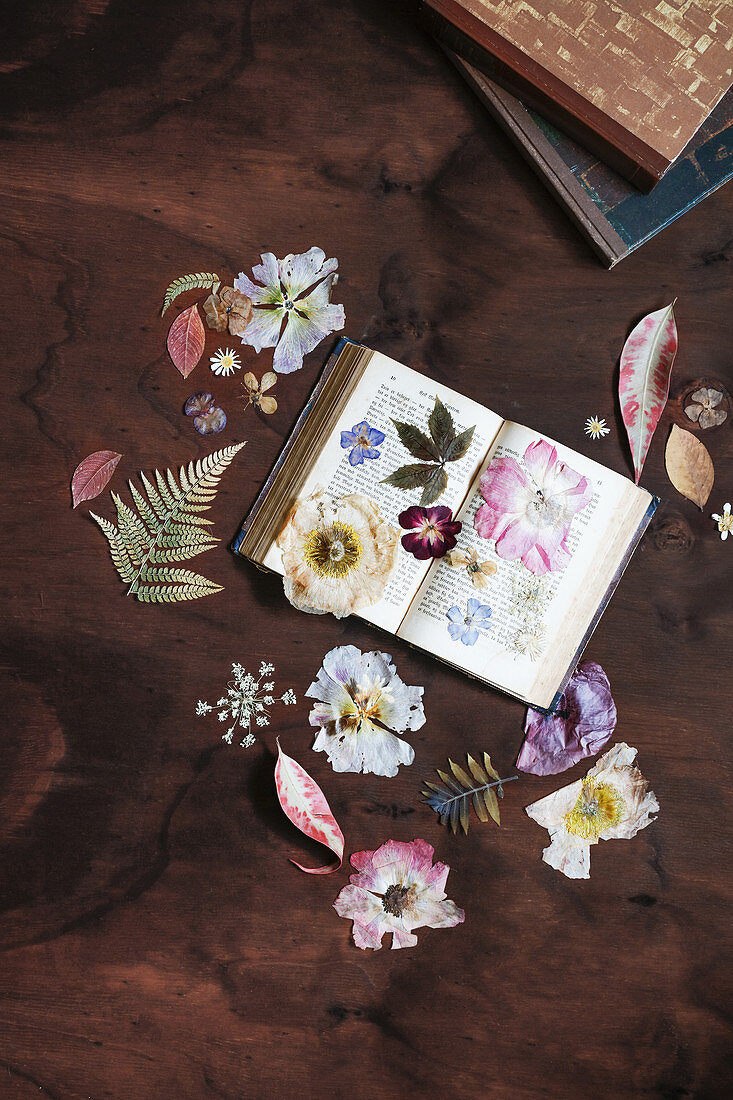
left=0, top=2, right=731, bottom=1097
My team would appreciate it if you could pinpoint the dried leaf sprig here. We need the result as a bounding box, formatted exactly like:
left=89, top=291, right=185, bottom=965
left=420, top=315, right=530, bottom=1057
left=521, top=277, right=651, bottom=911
left=422, top=753, right=517, bottom=834
left=196, top=661, right=296, bottom=747
left=383, top=396, right=475, bottom=506
left=161, top=272, right=221, bottom=316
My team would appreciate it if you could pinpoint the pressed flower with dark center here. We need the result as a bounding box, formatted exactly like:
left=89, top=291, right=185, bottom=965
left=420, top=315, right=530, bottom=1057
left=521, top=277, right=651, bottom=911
left=303, top=522, right=362, bottom=578
left=382, top=882, right=415, bottom=917
left=564, top=779, right=625, bottom=840
left=529, top=493, right=564, bottom=527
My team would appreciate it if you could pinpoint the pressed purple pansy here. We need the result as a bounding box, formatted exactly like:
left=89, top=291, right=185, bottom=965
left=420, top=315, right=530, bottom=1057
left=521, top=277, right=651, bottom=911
left=517, top=661, right=617, bottom=776
left=184, top=392, right=227, bottom=435
left=398, top=505, right=462, bottom=560
left=446, top=598, right=492, bottom=645
left=340, top=420, right=386, bottom=466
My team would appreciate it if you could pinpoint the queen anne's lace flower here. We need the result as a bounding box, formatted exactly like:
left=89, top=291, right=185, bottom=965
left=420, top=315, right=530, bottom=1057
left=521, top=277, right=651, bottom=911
left=334, top=838, right=464, bottom=950
left=306, top=645, right=424, bottom=776
left=235, top=247, right=345, bottom=374
left=475, top=439, right=593, bottom=575
left=196, top=660, right=296, bottom=747
left=276, top=490, right=400, bottom=619
left=525, top=743, right=658, bottom=878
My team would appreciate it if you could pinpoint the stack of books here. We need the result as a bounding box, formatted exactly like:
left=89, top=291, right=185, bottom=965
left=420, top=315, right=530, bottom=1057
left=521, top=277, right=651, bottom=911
left=422, top=0, right=733, bottom=266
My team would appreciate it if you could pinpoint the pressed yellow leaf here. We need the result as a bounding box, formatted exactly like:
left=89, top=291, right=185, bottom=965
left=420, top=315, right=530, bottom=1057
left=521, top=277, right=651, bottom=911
left=467, top=753, right=489, bottom=784
left=483, top=786, right=501, bottom=826
left=665, top=424, right=714, bottom=510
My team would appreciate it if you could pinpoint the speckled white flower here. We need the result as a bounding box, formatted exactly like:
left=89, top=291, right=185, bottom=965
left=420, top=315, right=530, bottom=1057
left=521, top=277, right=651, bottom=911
left=196, top=660, right=295, bottom=748
left=711, top=502, right=732, bottom=541
left=584, top=416, right=610, bottom=440
left=306, top=645, right=425, bottom=777
left=525, top=743, right=659, bottom=879
left=210, top=347, right=241, bottom=376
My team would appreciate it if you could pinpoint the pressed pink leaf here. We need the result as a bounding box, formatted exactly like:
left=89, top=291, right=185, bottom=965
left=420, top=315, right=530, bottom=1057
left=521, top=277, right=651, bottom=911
left=71, top=450, right=122, bottom=508
left=167, top=304, right=205, bottom=379
left=274, top=739, right=344, bottom=874
left=619, top=302, right=678, bottom=483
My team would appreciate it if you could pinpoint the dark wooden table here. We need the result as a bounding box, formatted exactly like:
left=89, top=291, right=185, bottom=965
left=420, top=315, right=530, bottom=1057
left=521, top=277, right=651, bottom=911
left=1, top=2, right=731, bottom=1096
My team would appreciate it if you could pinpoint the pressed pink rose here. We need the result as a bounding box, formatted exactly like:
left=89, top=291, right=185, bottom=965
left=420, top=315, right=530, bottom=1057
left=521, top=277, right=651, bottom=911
left=333, top=838, right=464, bottom=950
left=398, top=505, right=462, bottom=560
left=474, top=439, right=592, bottom=575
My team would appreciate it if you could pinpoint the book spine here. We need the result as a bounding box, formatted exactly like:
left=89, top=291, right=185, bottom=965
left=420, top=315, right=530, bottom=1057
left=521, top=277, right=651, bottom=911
left=421, top=1, right=665, bottom=191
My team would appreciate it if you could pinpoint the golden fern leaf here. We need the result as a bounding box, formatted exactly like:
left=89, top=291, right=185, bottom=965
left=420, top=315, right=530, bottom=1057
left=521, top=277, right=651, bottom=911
left=91, top=442, right=245, bottom=603
left=421, top=753, right=517, bottom=835
left=160, top=272, right=221, bottom=315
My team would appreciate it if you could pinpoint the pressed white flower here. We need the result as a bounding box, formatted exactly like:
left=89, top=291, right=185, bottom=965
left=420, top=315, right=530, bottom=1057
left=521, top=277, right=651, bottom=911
left=306, top=645, right=425, bottom=777
left=584, top=416, right=610, bottom=440
left=210, top=347, right=241, bottom=376
left=525, top=743, right=659, bottom=879
left=276, top=490, right=400, bottom=619
left=509, top=626, right=546, bottom=661
left=196, top=660, right=296, bottom=747
left=711, top=502, right=732, bottom=541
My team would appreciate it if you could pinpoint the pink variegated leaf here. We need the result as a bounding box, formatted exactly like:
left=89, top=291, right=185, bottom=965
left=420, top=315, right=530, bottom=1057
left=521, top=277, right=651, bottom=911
left=167, top=303, right=205, bottom=379
left=274, top=739, right=344, bottom=874
left=71, top=450, right=122, bottom=507
left=619, top=302, right=678, bottom=483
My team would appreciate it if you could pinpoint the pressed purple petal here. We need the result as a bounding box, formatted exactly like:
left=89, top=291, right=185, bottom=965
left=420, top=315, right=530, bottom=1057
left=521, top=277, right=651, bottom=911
left=193, top=406, right=227, bottom=435
left=425, top=505, right=454, bottom=524
left=348, top=447, right=365, bottom=466
left=184, top=392, right=214, bottom=417
left=360, top=446, right=382, bottom=460
left=340, top=430, right=358, bottom=449
left=401, top=532, right=433, bottom=559
left=517, top=661, right=617, bottom=776
left=399, top=506, right=428, bottom=531
left=367, top=427, right=386, bottom=446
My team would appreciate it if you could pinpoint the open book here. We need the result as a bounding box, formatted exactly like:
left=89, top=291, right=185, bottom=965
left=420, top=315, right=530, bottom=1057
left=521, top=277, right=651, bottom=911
left=233, top=339, right=657, bottom=711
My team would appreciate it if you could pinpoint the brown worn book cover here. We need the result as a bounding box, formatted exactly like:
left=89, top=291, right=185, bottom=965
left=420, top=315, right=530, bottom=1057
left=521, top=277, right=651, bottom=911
left=423, top=0, right=733, bottom=191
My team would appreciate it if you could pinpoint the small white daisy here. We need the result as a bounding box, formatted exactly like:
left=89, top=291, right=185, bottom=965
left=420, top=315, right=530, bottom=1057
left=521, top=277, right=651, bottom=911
left=711, top=502, right=732, bottom=541
left=210, top=347, right=241, bottom=376
left=584, top=416, right=610, bottom=440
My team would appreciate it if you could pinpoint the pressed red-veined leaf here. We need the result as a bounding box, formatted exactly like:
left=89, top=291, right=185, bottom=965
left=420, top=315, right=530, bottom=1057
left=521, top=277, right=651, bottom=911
left=618, top=302, right=678, bottom=483
left=167, top=303, right=205, bottom=378
left=71, top=450, right=122, bottom=508
left=274, top=739, right=344, bottom=874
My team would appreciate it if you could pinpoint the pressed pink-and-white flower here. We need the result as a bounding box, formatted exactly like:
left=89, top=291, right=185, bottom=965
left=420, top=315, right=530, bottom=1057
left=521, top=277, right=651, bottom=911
left=475, top=439, right=593, bottom=575
left=334, top=838, right=464, bottom=950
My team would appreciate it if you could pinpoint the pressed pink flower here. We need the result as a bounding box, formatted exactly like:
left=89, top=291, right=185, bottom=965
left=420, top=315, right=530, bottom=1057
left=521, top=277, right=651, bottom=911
left=333, top=838, right=464, bottom=950
left=475, top=439, right=592, bottom=575
left=398, top=505, right=462, bottom=560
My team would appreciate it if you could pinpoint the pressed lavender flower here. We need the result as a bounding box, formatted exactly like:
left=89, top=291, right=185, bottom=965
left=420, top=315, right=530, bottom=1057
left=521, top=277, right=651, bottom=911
left=340, top=420, right=386, bottom=466
left=333, top=838, right=464, bottom=950
left=446, top=598, right=492, bottom=646
left=475, top=439, right=593, bottom=575
left=235, top=247, right=345, bottom=374
left=517, top=661, right=617, bottom=776
left=399, top=505, right=462, bottom=560
left=306, top=645, right=424, bottom=776
left=525, top=743, right=659, bottom=879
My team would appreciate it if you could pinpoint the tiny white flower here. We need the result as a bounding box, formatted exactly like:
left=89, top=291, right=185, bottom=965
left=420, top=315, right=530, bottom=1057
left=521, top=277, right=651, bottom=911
left=222, top=731, right=234, bottom=745
left=711, top=502, right=732, bottom=541
left=217, top=712, right=227, bottom=722
left=256, top=716, right=269, bottom=727
left=260, top=661, right=275, bottom=675
left=195, top=700, right=213, bottom=716
left=210, top=347, right=241, bottom=376
left=240, top=733, right=257, bottom=748
left=584, top=416, right=610, bottom=440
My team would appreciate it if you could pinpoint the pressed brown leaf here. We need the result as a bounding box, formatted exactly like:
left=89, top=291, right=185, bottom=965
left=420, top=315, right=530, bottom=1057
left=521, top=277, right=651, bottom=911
left=71, top=450, right=122, bottom=508
left=391, top=419, right=441, bottom=462
left=167, top=304, right=205, bottom=378
left=665, top=424, right=714, bottom=510
left=420, top=465, right=449, bottom=506
left=444, top=425, right=475, bottom=462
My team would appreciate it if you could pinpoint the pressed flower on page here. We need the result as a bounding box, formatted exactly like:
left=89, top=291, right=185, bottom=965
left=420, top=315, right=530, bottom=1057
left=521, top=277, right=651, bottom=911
left=399, top=505, right=462, bottom=560
left=445, top=546, right=497, bottom=587
left=306, top=645, right=424, bottom=777
left=340, top=420, right=385, bottom=466
left=333, top=839, right=464, bottom=950
left=234, top=247, right=345, bottom=374
left=446, top=598, right=492, bottom=645
left=475, top=439, right=592, bottom=576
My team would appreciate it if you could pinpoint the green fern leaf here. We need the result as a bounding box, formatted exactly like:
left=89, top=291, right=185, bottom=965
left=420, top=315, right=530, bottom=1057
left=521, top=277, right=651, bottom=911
left=92, top=442, right=245, bottom=603
left=161, top=272, right=221, bottom=316
left=422, top=753, right=518, bottom=835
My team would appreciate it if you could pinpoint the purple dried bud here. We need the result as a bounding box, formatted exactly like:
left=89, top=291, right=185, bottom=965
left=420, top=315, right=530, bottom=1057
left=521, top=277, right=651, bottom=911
left=184, top=392, right=214, bottom=417
left=194, top=406, right=227, bottom=435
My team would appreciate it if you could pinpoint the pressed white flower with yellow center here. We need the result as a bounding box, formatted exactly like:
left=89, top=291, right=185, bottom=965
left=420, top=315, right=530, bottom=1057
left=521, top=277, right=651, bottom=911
left=711, top=502, right=732, bottom=541
left=525, top=742, right=658, bottom=878
left=210, top=347, right=241, bottom=376
left=276, top=490, right=400, bottom=618
left=584, top=416, right=610, bottom=440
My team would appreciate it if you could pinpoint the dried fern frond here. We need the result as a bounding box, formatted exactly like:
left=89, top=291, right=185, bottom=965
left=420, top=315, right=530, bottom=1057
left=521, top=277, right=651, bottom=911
left=90, top=442, right=245, bottom=603
left=161, top=272, right=221, bottom=315
left=422, top=752, right=517, bottom=835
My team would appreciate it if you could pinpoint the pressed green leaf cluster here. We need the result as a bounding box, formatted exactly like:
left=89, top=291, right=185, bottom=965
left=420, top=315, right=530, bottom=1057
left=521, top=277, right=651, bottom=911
left=382, top=396, right=475, bottom=505
left=90, top=443, right=245, bottom=603
left=422, top=752, right=517, bottom=835
left=161, top=272, right=221, bottom=316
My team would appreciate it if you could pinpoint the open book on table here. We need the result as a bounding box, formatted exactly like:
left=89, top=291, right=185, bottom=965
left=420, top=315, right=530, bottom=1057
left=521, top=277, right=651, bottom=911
left=233, top=338, right=657, bottom=712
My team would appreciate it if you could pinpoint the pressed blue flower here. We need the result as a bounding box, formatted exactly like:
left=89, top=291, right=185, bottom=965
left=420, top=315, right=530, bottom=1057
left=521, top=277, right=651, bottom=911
left=340, top=420, right=386, bottom=466
left=446, top=598, right=492, bottom=646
